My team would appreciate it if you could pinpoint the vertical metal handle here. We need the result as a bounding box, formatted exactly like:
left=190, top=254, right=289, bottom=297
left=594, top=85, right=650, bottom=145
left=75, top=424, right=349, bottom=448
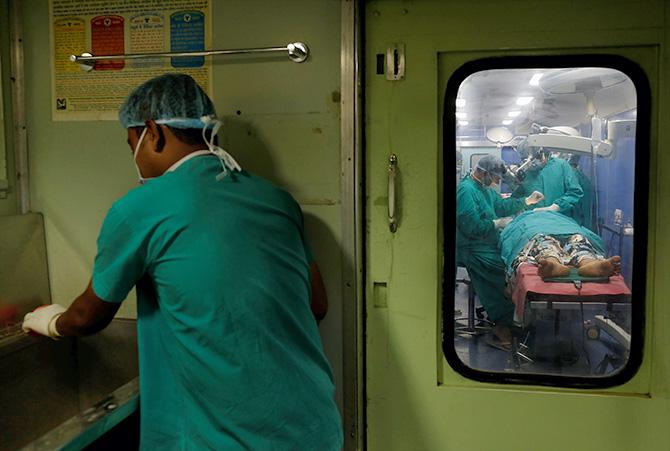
left=388, top=154, right=398, bottom=233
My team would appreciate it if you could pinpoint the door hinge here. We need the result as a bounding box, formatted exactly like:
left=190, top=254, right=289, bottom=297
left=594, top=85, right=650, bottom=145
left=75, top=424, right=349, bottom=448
left=385, top=43, right=405, bottom=81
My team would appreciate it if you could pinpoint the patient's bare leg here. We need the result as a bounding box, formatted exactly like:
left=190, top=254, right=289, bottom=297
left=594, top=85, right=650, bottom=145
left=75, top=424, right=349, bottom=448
left=537, top=257, right=571, bottom=278
left=577, top=256, right=622, bottom=277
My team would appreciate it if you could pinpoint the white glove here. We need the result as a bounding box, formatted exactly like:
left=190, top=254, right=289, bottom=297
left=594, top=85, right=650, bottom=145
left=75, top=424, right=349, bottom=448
left=493, top=217, right=513, bottom=230
left=533, top=203, right=560, bottom=212
left=22, top=304, right=66, bottom=339
left=525, top=191, right=545, bottom=206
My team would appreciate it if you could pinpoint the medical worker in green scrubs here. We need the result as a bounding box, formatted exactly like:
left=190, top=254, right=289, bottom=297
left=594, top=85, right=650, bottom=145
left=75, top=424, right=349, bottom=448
left=513, top=148, right=584, bottom=215
left=567, top=154, right=594, bottom=230
left=22, top=74, right=343, bottom=450
left=457, top=155, right=544, bottom=347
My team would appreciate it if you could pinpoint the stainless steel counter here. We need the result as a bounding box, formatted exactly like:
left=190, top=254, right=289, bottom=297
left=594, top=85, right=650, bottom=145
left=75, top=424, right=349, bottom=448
left=0, top=319, right=138, bottom=450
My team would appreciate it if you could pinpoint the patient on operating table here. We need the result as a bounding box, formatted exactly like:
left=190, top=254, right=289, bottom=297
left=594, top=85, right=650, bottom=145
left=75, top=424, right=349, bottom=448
left=500, top=211, right=621, bottom=281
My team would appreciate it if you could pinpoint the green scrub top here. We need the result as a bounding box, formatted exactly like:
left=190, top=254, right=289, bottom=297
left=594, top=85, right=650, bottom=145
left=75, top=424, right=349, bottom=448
left=513, top=157, right=583, bottom=213
left=456, top=175, right=526, bottom=325
left=92, top=155, right=343, bottom=450
left=570, top=167, right=594, bottom=230
left=499, top=210, right=605, bottom=272
left=456, top=174, right=527, bottom=256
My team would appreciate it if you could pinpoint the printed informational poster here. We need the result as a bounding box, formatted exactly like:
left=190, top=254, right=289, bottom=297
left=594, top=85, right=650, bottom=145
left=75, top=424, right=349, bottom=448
left=50, top=0, right=211, bottom=121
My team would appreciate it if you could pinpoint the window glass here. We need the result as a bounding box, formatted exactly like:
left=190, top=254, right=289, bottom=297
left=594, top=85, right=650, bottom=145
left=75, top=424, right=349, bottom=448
left=452, top=67, right=637, bottom=379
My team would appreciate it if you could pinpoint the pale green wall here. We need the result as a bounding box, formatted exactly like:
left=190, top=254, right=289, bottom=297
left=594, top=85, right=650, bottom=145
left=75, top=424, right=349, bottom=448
left=20, top=0, right=343, bottom=411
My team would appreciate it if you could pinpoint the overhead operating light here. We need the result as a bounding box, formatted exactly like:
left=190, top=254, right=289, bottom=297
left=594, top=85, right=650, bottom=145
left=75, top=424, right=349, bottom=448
left=516, top=96, right=533, bottom=106
left=458, top=120, right=469, bottom=126
left=529, top=73, right=543, bottom=86
left=486, top=127, right=513, bottom=145
left=507, top=111, right=521, bottom=118
left=456, top=112, right=467, bottom=119
left=456, top=98, right=466, bottom=108
left=502, top=119, right=513, bottom=125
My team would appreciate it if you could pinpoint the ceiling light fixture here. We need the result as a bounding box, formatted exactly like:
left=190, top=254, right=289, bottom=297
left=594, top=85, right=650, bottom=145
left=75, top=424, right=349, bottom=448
left=529, top=73, right=543, bottom=86
left=516, top=96, right=533, bottom=106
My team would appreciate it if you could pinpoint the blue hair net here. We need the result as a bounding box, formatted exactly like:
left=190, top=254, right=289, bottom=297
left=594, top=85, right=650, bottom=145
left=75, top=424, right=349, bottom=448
left=118, top=73, right=216, bottom=129
left=475, top=155, right=506, bottom=176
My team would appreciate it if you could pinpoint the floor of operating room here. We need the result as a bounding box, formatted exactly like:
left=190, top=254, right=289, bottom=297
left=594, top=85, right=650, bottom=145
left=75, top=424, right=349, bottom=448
left=453, top=274, right=629, bottom=376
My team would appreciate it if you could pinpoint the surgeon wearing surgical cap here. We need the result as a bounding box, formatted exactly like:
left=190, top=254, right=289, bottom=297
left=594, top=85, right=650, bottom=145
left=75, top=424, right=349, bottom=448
left=512, top=147, right=584, bottom=215
left=456, top=155, right=544, bottom=347
left=22, top=73, right=344, bottom=450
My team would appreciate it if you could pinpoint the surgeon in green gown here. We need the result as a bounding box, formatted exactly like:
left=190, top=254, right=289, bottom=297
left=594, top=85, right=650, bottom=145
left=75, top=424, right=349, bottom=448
left=567, top=154, right=594, bottom=230
left=513, top=148, right=584, bottom=215
left=456, top=155, right=544, bottom=346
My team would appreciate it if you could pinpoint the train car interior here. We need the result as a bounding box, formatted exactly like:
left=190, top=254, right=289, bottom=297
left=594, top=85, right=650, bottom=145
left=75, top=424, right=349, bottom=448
left=454, top=67, right=637, bottom=377
left=1, top=1, right=670, bottom=450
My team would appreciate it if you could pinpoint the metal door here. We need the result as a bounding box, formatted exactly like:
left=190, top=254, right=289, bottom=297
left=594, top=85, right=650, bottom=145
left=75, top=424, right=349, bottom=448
left=364, top=2, right=669, bottom=450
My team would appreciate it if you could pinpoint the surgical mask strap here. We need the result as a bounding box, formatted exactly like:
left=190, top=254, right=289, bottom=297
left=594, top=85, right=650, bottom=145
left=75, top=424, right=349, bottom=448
left=200, top=116, right=242, bottom=181
left=133, top=127, right=152, bottom=184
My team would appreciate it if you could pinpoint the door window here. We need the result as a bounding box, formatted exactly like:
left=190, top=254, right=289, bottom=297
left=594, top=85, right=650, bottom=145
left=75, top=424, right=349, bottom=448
left=445, top=57, right=648, bottom=386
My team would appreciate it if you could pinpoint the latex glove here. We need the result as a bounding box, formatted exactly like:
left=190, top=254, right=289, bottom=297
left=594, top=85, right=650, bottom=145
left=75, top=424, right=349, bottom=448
left=533, top=203, right=560, bottom=212
left=22, top=304, right=66, bottom=338
left=493, top=216, right=513, bottom=230
left=524, top=191, right=545, bottom=206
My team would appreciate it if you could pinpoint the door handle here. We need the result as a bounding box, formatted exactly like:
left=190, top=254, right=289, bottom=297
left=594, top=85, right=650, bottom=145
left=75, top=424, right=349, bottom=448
left=388, top=154, right=398, bottom=233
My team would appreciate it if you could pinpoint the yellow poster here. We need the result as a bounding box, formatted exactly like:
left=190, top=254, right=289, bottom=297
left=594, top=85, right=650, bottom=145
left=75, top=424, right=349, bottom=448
left=50, top=0, right=212, bottom=121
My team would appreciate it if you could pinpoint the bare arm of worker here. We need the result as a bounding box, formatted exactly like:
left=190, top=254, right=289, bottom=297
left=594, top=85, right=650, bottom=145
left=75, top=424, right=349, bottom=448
left=310, top=262, right=328, bottom=323
left=55, top=280, right=121, bottom=336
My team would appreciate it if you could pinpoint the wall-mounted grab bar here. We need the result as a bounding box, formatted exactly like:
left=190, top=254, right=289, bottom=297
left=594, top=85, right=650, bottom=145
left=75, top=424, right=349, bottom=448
left=70, top=41, right=309, bottom=71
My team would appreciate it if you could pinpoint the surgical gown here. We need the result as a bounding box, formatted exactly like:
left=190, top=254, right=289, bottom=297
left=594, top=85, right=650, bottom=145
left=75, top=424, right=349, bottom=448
left=456, top=175, right=527, bottom=325
left=92, top=155, right=343, bottom=450
left=570, top=167, right=594, bottom=230
left=514, top=157, right=583, bottom=213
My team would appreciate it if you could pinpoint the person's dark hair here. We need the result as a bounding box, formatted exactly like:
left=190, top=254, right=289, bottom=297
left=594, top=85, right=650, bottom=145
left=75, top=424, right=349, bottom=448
left=169, top=126, right=217, bottom=147
left=568, top=153, right=581, bottom=167
left=131, top=125, right=217, bottom=152
left=532, top=147, right=551, bottom=160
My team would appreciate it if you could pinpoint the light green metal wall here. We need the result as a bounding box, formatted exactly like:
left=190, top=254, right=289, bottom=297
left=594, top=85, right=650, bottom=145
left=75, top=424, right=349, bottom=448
left=19, top=0, right=343, bottom=410
left=365, top=1, right=669, bottom=450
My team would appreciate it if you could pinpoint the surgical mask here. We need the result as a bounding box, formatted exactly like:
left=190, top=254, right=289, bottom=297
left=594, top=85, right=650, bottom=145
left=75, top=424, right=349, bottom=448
left=133, top=127, right=154, bottom=185
left=131, top=117, right=242, bottom=184
left=482, top=173, right=499, bottom=187
left=198, top=115, right=241, bottom=181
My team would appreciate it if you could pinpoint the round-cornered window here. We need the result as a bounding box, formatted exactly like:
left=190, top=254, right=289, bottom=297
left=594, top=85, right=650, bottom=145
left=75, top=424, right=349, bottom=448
left=442, top=56, right=649, bottom=388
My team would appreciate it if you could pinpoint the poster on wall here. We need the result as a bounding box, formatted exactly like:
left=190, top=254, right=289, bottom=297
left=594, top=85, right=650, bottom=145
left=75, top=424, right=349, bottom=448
left=50, top=0, right=212, bottom=121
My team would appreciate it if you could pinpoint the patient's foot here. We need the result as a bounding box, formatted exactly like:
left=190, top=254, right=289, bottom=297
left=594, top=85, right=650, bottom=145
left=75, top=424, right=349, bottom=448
left=578, top=256, right=621, bottom=277
left=537, top=258, right=571, bottom=278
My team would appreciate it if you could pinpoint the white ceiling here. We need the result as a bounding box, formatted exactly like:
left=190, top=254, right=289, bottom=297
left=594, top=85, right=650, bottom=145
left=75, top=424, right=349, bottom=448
left=455, top=67, right=636, bottom=136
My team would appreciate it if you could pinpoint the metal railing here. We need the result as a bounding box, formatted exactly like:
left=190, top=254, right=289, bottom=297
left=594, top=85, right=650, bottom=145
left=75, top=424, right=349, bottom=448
left=70, top=42, right=309, bottom=70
